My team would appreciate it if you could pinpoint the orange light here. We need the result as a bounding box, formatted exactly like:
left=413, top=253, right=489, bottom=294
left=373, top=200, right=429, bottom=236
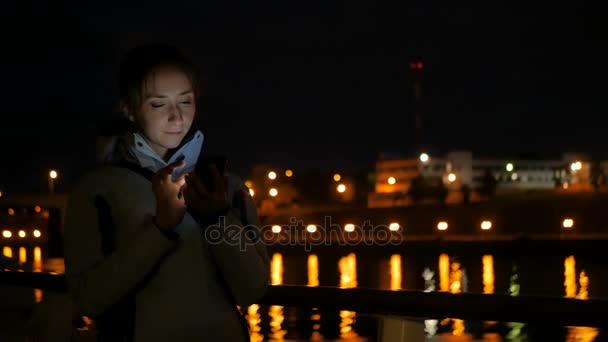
left=337, top=184, right=346, bottom=193
left=271, top=225, right=282, bottom=233
left=2, top=230, right=12, bottom=238
left=285, top=169, right=293, bottom=177
left=333, top=173, right=341, bottom=182
left=49, top=170, right=58, bottom=179
left=8, top=208, right=15, bottom=216
left=344, top=224, right=355, bottom=232
left=269, top=188, right=278, bottom=197
left=448, top=173, right=457, bottom=183
left=437, top=221, right=448, bottom=231
left=387, top=177, right=396, bottom=185
left=389, top=223, right=400, bottom=231
left=249, top=188, right=255, bottom=197
left=244, top=180, right=253, bottom=188
left=481, top=221, right=492, bottom=230
left=34, top=206, right=41, bottom=213
left=33, top=230, right=41, bottom=238
left=18, top=230, right=26, bottom=238
left=563, top=218, right=574, bottom=229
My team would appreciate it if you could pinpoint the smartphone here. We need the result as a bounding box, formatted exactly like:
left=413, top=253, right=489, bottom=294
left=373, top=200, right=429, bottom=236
left=194, top=155, right=227, bottom=192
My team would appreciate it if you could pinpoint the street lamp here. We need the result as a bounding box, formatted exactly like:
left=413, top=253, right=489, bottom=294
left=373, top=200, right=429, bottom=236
left=437, top=221, right=448, bottom=231
left=333, top=173, right=341, bottom=182
left=447, top=173, right=457, bottom=183
left=481, top=221, right=492, bottom=230
left=268, top=171, right=277, bottom=180
left=337, top=184, right=346, bottom=193
left=388, top=177, right=396, bottom=185
left=570, top=161, right=582, bottom=172
left=420, top=153, right=430, bottom=163
left=563, top=218, right=574, bottom=229
left=306, top=225, right=317, bottom=233
left=506, top=163, right=514, bottom=172
left=269, top=188, right=278, bottom=197
left=49, top=170, right=58, bottom=194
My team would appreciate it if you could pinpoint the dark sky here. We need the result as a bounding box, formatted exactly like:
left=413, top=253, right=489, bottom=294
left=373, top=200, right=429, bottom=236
left=1, top=1, right=606, bottom=193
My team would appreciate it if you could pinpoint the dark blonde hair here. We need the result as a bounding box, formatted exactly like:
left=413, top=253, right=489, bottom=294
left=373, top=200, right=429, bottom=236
left=117, top=43, right=200, bottom=118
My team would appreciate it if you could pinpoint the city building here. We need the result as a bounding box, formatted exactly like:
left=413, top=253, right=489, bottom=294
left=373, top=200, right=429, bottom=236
left=368, top=151, right=607, bottom=208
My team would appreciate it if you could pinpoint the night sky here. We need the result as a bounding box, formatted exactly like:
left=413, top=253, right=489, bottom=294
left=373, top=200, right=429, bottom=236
left=2, top=1, right=606, bottom=193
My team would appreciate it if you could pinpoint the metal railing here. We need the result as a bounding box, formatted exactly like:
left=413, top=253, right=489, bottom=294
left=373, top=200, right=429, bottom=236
left=1, top=269, right=606, bottom=327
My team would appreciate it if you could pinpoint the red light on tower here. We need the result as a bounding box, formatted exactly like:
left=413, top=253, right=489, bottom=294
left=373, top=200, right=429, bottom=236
left=417, top=62, right=424, bottom=69
left=409, top=62, right=417, bottom=70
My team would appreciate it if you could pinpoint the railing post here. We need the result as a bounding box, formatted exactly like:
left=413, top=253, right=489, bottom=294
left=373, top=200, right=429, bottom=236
left=378, top=315, right=426, bottom=342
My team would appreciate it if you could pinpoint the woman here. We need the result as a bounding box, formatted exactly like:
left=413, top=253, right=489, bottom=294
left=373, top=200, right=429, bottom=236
left=63, top=44, right=269, bottom=341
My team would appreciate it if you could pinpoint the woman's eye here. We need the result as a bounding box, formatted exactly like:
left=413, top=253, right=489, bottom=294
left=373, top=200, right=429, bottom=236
left=151, top=103, right=165, bottom=108
left=180, top=100, right=192, bottom=105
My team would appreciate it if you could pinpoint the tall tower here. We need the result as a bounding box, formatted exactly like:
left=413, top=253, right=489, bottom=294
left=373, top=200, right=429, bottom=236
left=409, top=60, right=424, bottom=152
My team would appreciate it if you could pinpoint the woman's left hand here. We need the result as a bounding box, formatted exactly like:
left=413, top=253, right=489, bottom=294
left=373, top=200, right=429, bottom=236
left=183, top=165, right=231, bottom=222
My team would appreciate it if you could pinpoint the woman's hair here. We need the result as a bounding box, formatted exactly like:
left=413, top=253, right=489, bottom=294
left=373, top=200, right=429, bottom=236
left=117, top=43, right=200, bottom=117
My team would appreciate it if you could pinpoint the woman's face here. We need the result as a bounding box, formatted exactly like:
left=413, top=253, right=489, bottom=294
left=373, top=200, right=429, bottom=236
left=133, top=66, right=196, bottom=159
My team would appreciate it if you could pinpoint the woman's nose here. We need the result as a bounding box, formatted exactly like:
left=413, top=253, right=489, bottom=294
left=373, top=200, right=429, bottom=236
left=168, top=104, right=184, bottom=122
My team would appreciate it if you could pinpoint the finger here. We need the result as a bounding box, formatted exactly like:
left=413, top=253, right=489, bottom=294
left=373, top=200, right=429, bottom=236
left=209, top=164, right=225, bottom=193
left=183, top=184, right=201, bottom=206
left=159, top=159, right=186, bottom=178
left=188, top=173, right=209, bottom=195
left=175, top=174, right=187, bottom=187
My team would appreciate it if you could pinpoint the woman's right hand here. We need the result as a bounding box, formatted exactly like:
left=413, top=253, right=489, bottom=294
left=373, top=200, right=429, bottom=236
left=152, top=159, right=187, bottom=230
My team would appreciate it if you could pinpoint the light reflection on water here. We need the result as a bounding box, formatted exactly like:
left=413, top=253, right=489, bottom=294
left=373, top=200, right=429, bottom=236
left=564, top=256, right=599, bottom=342
left=1, top=247, right=602, bottom=341
left=338, top=253, right=358, bottom=339
left=389, top=254, right=401, bottom=291
left=308, top=254, right=323, bottom=341
left=269, top=253, right=287, bottom=341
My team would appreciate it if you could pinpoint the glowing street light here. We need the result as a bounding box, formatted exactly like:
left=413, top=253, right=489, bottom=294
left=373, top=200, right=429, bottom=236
left=306, top=225, right=317, bottom=233
left=570, top=161, right=582, bottom=172
left=337, top=184, right=346, bottom=193
left=285, top=169, right=293, bottom=177
left=506, top=163, right=514, bottom=172
left=268, top=171, right=277, bottom=180
left=269, top=188, right=278, bottom=197
left=333, top=173, right=341, bottom=182
left=388, top=177, right=396, bottom=185
left=420, top=153, right=430, bottom=163
left=437, top=221, right=448, bottom=231
left=389, top=223, right=400, bottom=231
left=249, top=188, right=255, bottom=197
left=344, top=223, right=355, bottom=232
left=563, top=218, right=574, bottom=229
left=18, top=230, right=26, bottom=238
left=33, top=230, right=41, bottom=238
left=271, top=225, right=282, bottom=233
left=49, top=170, right=58, bottom=194
left=244, top=180, right=253, bottom=188
left=481, top=221, right=493, bottom=230
left=447, top=173, right=457, bottom=183
left=2, top=230, right=11, bottom=239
